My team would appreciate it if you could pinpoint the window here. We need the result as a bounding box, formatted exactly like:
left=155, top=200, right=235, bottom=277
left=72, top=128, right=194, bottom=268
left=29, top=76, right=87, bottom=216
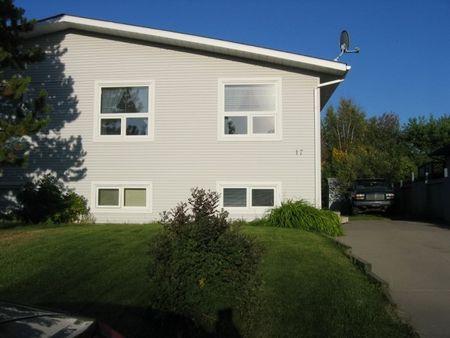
left=98, top=188, right=119, bottom=207
left=251, top=189, right=274, bottom=207
left=94, top=81, right=154, bottom=141
left=218, top=182, right=280, bottom=212
left=92, top=182, right=152, bottom=212
left=223, top=188, right=247, bottom=207
left=124, top=188, right=146, bottom=207
left=219, top=79, right=281, bottom=140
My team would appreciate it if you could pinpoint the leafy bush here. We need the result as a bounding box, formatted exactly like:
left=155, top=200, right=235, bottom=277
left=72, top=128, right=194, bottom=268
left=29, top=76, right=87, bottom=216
left=148, top=188, right=263, bottom=332
left=15, top=175, right=90, bottom=224
left=266, top=200, right=343, bottom=236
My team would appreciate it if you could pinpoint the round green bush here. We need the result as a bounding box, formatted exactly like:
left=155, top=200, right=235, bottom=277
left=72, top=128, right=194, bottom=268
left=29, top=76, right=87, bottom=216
left=266, top=200, right=343, bottom=236
left=15, top=175, right=90, bottom=224
left=148, top=188, right=263, bottom=333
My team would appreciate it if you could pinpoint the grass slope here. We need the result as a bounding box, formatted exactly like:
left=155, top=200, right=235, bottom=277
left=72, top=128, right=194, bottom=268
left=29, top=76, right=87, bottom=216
left=0, top=224, right=414, bottom=337
left=243, top=226, right=414, bottom=337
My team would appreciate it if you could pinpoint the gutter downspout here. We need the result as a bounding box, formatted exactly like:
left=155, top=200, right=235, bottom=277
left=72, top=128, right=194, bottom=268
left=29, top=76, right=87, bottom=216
left=314, top=78, right=345, bottom=209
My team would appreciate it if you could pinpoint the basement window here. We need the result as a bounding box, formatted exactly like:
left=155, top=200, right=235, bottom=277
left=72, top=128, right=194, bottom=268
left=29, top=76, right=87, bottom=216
left=93, top=182, right=152, bottom=212
left=218, top=182, right=281, bottom=212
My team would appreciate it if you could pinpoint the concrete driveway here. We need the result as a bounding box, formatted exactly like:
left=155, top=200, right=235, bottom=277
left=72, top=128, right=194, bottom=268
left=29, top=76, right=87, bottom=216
left=338, top=219, right=450, bottom=338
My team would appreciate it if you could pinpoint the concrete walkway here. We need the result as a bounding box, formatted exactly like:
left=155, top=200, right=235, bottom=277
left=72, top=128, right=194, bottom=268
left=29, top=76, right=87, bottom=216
left=338, top=219, right=450, bottom=338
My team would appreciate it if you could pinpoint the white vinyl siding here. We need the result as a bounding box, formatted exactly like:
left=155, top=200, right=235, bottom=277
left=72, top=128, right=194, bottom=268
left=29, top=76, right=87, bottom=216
left=7, top=31, right=319, bottom=223
left=218, top=79, right=282, bottom=141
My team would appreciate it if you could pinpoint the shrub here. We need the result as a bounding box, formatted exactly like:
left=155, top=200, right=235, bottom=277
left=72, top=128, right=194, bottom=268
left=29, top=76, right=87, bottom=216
left=266, top=200, right=343, bottom=236
left=148, top=188, right=263, bottom=332
left=15, top=175, right=90, bottom=224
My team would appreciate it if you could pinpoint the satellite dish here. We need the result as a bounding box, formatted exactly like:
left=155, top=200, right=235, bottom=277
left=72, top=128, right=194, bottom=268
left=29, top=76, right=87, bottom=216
left=334, top=30, right=360, bottom=61
left=340, top=30, right=350, bottom=52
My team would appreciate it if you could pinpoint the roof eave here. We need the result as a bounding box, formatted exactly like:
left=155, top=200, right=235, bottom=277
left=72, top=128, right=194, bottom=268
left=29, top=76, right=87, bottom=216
left=26, top=15, right=349, bottom=77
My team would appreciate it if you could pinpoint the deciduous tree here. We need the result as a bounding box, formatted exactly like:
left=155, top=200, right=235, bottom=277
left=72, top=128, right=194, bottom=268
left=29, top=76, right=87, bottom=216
left=322, top=99, right=415, bottom=189
left=402, top=115, right=450, bottom=166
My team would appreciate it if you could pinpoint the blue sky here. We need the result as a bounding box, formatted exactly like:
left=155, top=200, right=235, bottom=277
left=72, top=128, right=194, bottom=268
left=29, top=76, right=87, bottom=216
left=17, top=0, right=450, bottom=124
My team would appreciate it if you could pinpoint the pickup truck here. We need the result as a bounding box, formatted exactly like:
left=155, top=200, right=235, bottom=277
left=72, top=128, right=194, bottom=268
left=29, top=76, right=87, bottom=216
left=350, top=179, right=395, bottom=214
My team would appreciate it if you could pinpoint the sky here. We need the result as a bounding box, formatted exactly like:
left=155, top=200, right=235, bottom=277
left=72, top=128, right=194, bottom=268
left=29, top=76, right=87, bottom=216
left=16, top=0, right=450, bottom=124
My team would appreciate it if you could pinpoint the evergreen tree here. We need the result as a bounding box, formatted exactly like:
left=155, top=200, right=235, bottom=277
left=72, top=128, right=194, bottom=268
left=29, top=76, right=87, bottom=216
left=0, top=0, right=48, bottom=168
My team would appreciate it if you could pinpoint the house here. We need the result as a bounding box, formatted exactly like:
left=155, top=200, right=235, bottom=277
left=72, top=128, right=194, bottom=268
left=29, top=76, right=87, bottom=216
left=1, top=14, right=349, bottom=222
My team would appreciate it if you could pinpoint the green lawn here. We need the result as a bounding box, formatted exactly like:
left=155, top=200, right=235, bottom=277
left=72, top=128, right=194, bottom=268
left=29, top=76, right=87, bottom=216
left=0, top=223, right=414, bottom=337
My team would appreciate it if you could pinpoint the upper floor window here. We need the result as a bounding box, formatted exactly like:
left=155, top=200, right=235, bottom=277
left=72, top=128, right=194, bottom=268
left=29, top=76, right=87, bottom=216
left=218, top=79, right=281, bottom=140
left=94, top=81, right=154, bottom=141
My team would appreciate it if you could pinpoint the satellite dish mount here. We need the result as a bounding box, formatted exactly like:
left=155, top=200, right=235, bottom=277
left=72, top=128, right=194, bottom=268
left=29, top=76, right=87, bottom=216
left=334, top=30, right=360, bottom=61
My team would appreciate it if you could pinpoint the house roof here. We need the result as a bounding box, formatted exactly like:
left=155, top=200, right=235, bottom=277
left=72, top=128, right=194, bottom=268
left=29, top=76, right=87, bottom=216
left=26, top=14, right=350, bottom=78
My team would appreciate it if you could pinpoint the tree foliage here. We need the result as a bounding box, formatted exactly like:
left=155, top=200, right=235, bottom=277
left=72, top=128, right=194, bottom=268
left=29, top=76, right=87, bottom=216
left=402, top=115, right=450, bottom=167
left=0, top=0, right=48, bottom=167
left=15, top=174, right=90, bottom=224
left=322, top=98, right=367, bottom=154
left=148, top=188, right=263, bottom=333
left=321, top=98, right=428, bottom=189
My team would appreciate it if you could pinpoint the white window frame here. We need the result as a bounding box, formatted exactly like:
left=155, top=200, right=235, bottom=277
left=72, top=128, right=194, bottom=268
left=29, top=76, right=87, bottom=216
left=91, top=181, right=152, bottom=213
left=218, top=78, right=282, bottom=141
left=93, top=80, right=155, bottom=142
left=96, top=186, right=121, bottom=209
left=217, top=181, right=281, bottom=213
